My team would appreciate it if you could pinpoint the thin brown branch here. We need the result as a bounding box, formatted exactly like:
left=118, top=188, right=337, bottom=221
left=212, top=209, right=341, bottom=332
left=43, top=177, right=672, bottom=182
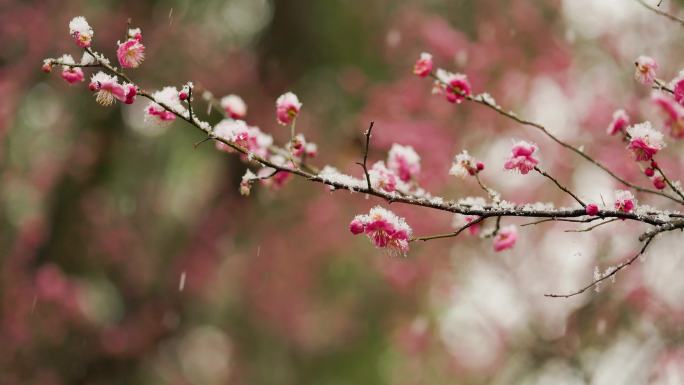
left=636, top=0, right=684, bottom=26
left=411, top=216, right=485, bottom=242
left=534, top=166, right=585, bottom=207
left=355, top=121, right=375, bottom=191
left=564, top=218, right=620, bottom=233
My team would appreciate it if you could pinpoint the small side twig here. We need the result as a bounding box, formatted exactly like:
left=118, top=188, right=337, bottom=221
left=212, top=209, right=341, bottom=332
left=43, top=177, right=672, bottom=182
left=411, top=216, right=485, bottom=242
left=355, top=121, right=375, bottom=191
left=564, top=218, right=619, bottom=233
left=534, top=166, right=585, bottom=207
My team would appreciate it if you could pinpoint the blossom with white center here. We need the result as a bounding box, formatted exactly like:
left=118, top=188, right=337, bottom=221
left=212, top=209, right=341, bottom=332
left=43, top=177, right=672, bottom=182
left=449, top=150, right=483, bottom=178
left=69, top=16, right=93, bottom=48
left=349, top=206, right=413, bottom=255
left=220, top=95, right=247, bottom=119
left=275, top=92, right=302, bottom=125
left=369, top=161, right=399, bottom=193
left=634, top=55, right=658, bottom=85
left=626, top=122, right=665, bottom=161
left=503, top=141, right=538, bottom=175
left=387, top=144, right=421, bottom=182
left=117, top=38, right=145, bottom=68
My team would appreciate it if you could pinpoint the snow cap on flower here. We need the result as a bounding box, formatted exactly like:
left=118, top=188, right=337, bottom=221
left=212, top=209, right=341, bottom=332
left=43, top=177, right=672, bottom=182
left=213, top=119, right=272, bottom=158
left=434, top=69, right=471, bottom=104
left=240, top=169, right=257, bottom=196
left=387, top=144, right=421, bottom=182
left=369, top=161, right=399, bottom=193
left=614, top=190, right=636, bottom=213
left=116, top=38, right=145, bottom=68
left=493, top=225, right=517, bottom=252
left=449, top=150, right=482, bottom=178
left=626, top=122, right=665, bottom=161
left=349, top=206, right=413, bottom=255
left=69, top=16, right=93, bottom=48
left=304, top=142, right=318, bottom=158
left=276, top=92, right=302, bottom=125
left=220, top=95, right=247, bottom=119
left=128, top=27, right=142, bottom=41
left=504, top=140, right=538, bottom=174
left=413, top=52, right=433, bottom=77
left=635, top=55, right=658, bottom=85
left=607, top=109, right=630, bottom=136
left=652, top=92, right=684, bottom=138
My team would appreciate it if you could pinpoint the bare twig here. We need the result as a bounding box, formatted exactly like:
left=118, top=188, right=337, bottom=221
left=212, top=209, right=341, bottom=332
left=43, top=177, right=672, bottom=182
left=635, top=0, right=684, bottom=26
left=355, top=121, right=375, bottom=191
left=411, top=216, right=485, bottom=242
left=534, top=166, right=585, bottom=207
left=564, top=218, right=620, bottom=233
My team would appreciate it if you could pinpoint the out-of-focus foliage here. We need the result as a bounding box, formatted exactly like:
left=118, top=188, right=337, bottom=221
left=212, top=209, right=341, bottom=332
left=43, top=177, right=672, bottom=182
left=3, top=0, right=684, bottom=384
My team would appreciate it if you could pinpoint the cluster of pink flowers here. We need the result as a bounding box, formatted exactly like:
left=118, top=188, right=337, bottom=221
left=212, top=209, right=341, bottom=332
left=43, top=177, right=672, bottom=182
left=607, top=109, right=630, bottom=136
left=350, top=206, right=412, bottom=255
left=69, top=16, right=93, bottom=48
left=89, top=72, right=137, bottom=106
left=449, top=150, right=484, bottom=178
left=614, top=190, right=636, bottom=213
left=651, top=93, right=684, bottom=138
left=626, top=122, right=665, bottom=161
left=634, top=55, right=658, bottom=85
left=504, top=141, right=538, bottom=174
left=387, top=144, right=421, bottom=182
left=493, top=225, right=518, bottom=252
left=213, top=119, right=273, bottom=158
left=433, top=69, right=472, bottom=104
left=413, top=52, right=433, bottom=77
left=276, top=92, right=302, bottom=125
left=116, top=28, right=145, bottom=69
left=220, top=95, right=247, bottom=119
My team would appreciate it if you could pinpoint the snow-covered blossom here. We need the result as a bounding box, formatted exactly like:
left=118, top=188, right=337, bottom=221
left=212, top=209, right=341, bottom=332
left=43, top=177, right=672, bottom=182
left=145, top=87, right=185, bottom=124
left=452, top=214, right=481, bottom=236
left=413, top=52, right=433, bottom=77
left=585, top=203, right=599, bottom=216
left=369, top=161, right=399, bottom=192
left=434, top=69, right=471, bottom=104
left=240, top=169, right=257, bottom=196
left=652, top=92, right=684, bottom=138
left=634, top=55, right=658, bottom=85
left=350, top=206, right=412, bottom=255
left=614, top=190, right=636, bottom=213
left=387, top=144, right=421, bottom=182
left=88, top=72, right=127, bottom=106
left=116, top=38, right=145, bottom=68
left=128, top=27, right=142, bottom=41
left=504, top=141, right=538, bottom=175
left=626, top=122, right=665, bottom=161
left=449, top=150, right=483, bottom=178
left=607, top=109, right=630, bottom=136
left=213, top=119, right=273, bottom=158
left=220, top=95, right=247, bottom=119
left=493, top=225, right=517, bottom=252
left=276, top=92, right=302, bottom=125
left=304, top=142, right=318, bottom=158
left=69, top=16, right=93, bottom=48
left=59, top=56, right=84, bottom=84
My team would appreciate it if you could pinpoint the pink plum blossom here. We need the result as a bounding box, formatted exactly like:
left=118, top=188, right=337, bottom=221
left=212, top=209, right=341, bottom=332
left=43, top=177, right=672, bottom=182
left=220, top=95, right=247, bottom=119
left=493, top=225, right=517, bottom=252
left=61, top=67, right=84, bottom=84
left=651, top=92, right=684, bottom=138
left=276, top=92, right=302, bottom=125
left=434, top=69, right=471, bottom=104
left=504, top=141, right=538, bottom=175
left=634, top=55, right=658, bottom=85
left=89, top=72, right=126, bottom=106
left=607, top=109, right=630, bottom=136
left=116, top=38, right=146, bottom=68
left=69, top=16, right=93, bottom=48
left=413, top=52, right=433, bottom=77
left=369, top=161, right=399, bottom=193
left=585, top=204, right=599, bottom=216
left=614, top=190, right=636, bottom=213
left=670, top=71, right=684, bottom=105
left=387, top=144, right=421, bottom=182
left=626, top=122, right=665, bottom=161
left=449, top=150, right=483, bottom=178
left=350, top=206, right=412, bottom=255
left=213, top=119, right=273, bottom=158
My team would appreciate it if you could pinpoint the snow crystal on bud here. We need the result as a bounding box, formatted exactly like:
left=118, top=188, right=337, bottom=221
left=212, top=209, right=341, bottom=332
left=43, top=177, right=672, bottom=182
left=69, top=16, right=93, bottom=48
left=350, top=206, right=412, bottom=256
left=634, top=55, right=658, bottom=85
left=117, top=38, right=145, bottom=68
left=504, top=140, right=538, bottom=174
left=626, top=122, right=665, bottom=161
left=449, top=150, right=482, bottom=178
left=614, top=190, right=636, bottom=213
left=220, top=95, right=247, bottom=119
left=493, top=225, right=517, bottom=252
left=387, top=144, right=421, bottom=182
left=607, top=109, right=630, bottom=136
left=276, top=92, right=302, bottom=125
left=413, top=52, right=433, bottom=77
left=240, top=169, right=257, bottom=196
